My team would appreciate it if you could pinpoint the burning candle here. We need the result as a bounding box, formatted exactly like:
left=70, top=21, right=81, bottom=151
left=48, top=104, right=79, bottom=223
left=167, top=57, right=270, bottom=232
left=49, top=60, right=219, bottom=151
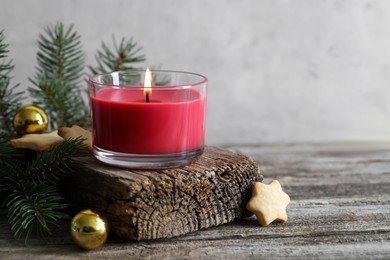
left=89, top=69, right=207, bottom=169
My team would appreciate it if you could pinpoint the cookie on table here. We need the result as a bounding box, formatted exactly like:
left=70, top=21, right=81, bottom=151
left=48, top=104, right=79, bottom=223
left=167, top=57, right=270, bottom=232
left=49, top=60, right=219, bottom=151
left=246, top=180, right=291, bottom=226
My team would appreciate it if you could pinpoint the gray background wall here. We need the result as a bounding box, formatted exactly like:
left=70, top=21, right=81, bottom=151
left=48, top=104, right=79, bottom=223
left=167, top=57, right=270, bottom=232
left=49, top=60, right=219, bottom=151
left=1, top=0, right=390, bottom=145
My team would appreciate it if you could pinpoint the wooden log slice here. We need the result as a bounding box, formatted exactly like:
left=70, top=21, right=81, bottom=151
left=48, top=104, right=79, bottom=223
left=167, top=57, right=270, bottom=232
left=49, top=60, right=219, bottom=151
left=64, top=146, right=262, bottom=240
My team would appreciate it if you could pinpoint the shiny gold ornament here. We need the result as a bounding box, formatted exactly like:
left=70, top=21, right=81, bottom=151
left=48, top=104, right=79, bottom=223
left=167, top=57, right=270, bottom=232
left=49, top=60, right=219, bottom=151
left=13, top=105, right=48, bottom=135
left=70, top=209, right=108, bottom=250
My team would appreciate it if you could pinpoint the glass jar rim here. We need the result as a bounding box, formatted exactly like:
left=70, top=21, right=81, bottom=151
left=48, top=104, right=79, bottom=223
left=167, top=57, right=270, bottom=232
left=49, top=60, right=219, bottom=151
left=89, top=69, right=208, bottom=90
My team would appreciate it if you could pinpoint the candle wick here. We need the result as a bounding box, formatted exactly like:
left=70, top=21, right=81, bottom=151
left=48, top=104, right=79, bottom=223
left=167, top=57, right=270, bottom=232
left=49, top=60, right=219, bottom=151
left=146, top=93, right=150, bottom=103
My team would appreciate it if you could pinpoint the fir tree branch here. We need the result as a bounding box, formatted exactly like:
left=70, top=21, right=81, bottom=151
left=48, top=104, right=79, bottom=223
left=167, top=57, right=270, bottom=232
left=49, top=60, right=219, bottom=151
left=0, top=138, right=25, bottom=166
left=29, top=23, right=89, bottom=129
left=89, top=36, right=146, bottom=75
left=0, top=163, right=25, bottom=205
left=29, top=73, right=67, bottom=128
left=6, top=183, right=68, bottom=240
left=1, top=137, right=88, bottom=240
left=0, top=138, right=26, bottom=203
left=0, top=31, right=13, bottom=78
left=36, top=24, right=84, bottom=84
left=0, top=30, right=23, bottom=138
left=25, top=137, right=88, bottom=184
left=0, top=145, right=24, bottom=196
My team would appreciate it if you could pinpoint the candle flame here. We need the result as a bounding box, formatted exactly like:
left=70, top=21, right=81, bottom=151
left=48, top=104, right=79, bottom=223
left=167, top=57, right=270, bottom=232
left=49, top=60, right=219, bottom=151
left=144, top=68, right=152, bottom=96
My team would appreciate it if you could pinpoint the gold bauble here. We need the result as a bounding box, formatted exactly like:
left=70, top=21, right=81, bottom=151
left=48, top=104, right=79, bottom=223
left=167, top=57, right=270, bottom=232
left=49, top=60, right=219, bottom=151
left=70, top=209, right=108, bottom=250
left=13, top=105, right=48, bottom=135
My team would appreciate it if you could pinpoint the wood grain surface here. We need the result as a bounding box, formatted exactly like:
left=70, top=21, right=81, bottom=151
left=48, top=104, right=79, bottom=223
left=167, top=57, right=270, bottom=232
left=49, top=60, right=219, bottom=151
left=64, top=146, right=262, bottom=240
left=1, top=142, right=390, bottom=259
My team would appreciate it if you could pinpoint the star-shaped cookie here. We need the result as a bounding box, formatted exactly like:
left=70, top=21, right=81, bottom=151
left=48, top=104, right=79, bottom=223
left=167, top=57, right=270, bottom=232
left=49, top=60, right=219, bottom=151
left=10, top=131, right=64, bottom=151
left=58, top=125, right=92, bottom=150
left=246, top=180, right=290, bottom=226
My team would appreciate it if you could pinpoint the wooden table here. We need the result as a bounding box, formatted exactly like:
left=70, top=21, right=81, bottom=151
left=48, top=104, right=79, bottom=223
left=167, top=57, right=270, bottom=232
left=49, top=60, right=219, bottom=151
left=1, top=142, right=389, bottom=259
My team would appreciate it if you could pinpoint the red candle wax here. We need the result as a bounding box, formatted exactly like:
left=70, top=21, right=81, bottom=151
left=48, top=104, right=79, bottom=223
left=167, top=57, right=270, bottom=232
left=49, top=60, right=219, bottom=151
left=91, top=88, right=206, bottom=154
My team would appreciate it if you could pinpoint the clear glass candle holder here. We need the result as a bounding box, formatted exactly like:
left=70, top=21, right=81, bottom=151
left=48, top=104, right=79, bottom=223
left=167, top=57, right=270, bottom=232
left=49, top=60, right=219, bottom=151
left=89, top=70, right=207, bottom=169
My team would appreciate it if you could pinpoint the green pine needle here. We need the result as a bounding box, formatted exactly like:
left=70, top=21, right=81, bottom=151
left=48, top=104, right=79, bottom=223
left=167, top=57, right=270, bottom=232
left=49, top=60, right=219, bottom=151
left=29, top=73, right=89, bottom=129
left=0, top=137, right=25, bottom=165
left=6, top=183, right=68, bottom=240
left=0, top=30, right=13, bottom=77
left=0, top=30, right=23, bottom=138
left=89, top=36, right=146, bottom=75
left=25, top=137, right=88, bottom=184
left=0, top=138, right=26, bottom=194
left=35, top=23, right=84, bottom=84
left=29, top=23, right=89, bottom=129
left=1, top=137, right=88, bottom=240
left=0, top=160, right=24, bottom=200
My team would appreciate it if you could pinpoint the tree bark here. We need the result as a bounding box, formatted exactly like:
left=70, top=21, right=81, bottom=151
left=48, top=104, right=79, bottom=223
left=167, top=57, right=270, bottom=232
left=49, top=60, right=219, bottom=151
left=64, top=146, right=262, bottom=240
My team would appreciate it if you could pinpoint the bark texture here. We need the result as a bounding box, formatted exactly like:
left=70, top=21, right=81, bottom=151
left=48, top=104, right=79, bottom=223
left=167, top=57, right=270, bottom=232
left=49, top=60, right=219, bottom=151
left=65, top=146, right=262, bottom=240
